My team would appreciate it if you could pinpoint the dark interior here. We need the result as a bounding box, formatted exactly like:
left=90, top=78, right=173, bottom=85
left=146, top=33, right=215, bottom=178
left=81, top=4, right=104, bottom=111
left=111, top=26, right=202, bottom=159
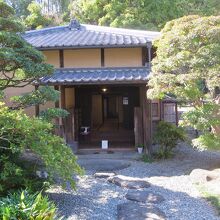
left=75, top=85, right=140, bottom=148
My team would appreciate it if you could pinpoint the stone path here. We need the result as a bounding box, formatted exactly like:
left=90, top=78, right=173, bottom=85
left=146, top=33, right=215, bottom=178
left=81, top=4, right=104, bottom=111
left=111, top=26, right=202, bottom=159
left=47, top=145, right=220, bottom=220
left=94, top=172, right=166, bottom=219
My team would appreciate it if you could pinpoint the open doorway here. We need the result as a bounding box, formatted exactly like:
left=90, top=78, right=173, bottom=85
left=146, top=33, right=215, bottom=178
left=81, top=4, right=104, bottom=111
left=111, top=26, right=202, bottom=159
left=101, top=95, right=121, bottom=131
left=75, top=86, right=139, bottom=148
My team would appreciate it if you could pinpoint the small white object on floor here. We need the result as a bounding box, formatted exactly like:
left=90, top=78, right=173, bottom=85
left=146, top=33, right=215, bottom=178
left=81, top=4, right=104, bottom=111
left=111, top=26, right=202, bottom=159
left=102, top=140, right=108, bottom=149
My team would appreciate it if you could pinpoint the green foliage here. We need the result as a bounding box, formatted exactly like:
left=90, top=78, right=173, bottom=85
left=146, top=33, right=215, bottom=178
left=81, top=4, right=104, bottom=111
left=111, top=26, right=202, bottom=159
left=0, top=1, right=54, bottom=90
left=153, top=121, right=185, bottom=159
left=196, top=184, right=220, bottom=215
left=181, top=103, right=220, bottom=132
left=141, top=154, right=153, bottom=163
left=70, top=0, right=220, bottom=31
left=6, top=0, right=32, bottom=17
left=0, top=190, right=61, bottom=220
left=11, top=86, right=60, bottom=109
left=192, top=133, right=220, bottom=150
left=0, top=102, right=83, bottom=195
left=39, top=108, right=69, bottom=122
left=25, top=2, right=52, bottom=30
left=0, top=2, right=83, bottom=197
left=11, top=86, right=70, bottom=122
left=5, top=0, right=220, bottom=30
left=148, top=15, right=220, bottom=100
left=148, top=15, right=220, bottom=149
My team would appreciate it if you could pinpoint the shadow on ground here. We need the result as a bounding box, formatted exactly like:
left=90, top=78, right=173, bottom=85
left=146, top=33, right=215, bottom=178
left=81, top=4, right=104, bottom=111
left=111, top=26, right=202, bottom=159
left=48, top=181, right=219, bottom=220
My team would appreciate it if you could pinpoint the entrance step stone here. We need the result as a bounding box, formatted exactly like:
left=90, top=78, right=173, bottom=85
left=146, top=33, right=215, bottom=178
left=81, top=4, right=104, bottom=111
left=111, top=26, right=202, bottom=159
left=108, top=175, right=150, bottom=189
left=125, top=191, right=165, bottom=204
left=78, top=159, right=131, bottom=172
left=94, top=172, right=116, bottom=178
left=117, top=202, right=166, bottom=220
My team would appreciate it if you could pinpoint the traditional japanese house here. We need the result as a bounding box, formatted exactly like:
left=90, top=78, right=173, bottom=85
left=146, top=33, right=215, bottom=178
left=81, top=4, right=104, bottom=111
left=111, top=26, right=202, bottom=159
left=5, top=20, right=178, bottom=151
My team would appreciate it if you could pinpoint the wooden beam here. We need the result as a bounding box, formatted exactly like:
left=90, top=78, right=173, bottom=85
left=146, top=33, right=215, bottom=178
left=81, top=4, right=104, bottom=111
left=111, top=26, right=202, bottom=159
left=59, top=50, right=64, bottom=68
left=101, top=48, right=104, bottom=67
left=142, top=47, right=147, bottom=66
left=35, top=85, right=39, bottom=117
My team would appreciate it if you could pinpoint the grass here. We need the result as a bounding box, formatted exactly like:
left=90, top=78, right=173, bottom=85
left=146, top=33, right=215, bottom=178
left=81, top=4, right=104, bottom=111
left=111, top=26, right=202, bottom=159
left=141, top=154, right=154, bottom=163
left=197, top=184, right=220, bottom=215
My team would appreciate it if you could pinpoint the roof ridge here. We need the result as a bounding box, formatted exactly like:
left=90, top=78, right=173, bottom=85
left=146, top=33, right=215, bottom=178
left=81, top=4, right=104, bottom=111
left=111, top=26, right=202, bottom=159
left=24, top=25, right=69, bottom=36
left=24, top=23, right=160, bottom=39
left=81, top=24, right=160, bottom=38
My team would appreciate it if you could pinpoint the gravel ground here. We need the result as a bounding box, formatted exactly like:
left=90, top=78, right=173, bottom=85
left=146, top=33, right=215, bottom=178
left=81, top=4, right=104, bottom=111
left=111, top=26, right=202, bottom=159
left=47, top=144, right=220, bottom=220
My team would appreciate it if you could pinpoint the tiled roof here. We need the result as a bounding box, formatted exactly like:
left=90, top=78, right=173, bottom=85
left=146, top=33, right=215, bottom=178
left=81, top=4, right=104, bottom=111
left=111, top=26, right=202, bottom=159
left=23, top=20, right=160, bottom=49
left=39, top=67, right=150, bottom=85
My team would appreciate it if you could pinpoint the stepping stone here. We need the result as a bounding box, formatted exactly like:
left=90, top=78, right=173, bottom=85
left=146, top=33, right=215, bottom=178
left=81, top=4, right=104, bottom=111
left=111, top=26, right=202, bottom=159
left=108, top=175, right=150, bottom=189
left=117, top=202, right=166, bottom=220
left=94, top=172, right=116, bottom=178
left=125, top=191, right=165, bottom=204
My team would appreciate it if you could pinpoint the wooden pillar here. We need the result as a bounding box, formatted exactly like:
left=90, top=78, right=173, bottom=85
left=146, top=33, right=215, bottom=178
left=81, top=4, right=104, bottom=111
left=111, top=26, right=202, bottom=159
left=60, top=85, right=66, bottom=109
left=54, top=85, right=60, bottom=135
left=60, top=85, right=66, bottom=140
left=59, top=50, right=64, bottom=68
left=54, top=85, right=60, bottom=108
left=60, top=85, right=75, bottom=145
left=146, top=42, right=152, bottom=68
left=159, top=100, right=163, bottom=121
left=140, top=85, right=152, bottom=155
left=35, top=85, right=39, bottom=117
left=101, top=48, right=104, bottom=67
left=134, top=107, right=143, bottom=146
left=175, top=102, right=178, bottom=126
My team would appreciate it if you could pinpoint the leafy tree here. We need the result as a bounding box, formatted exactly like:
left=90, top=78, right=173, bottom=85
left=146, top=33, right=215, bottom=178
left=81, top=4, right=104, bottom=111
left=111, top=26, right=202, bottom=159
left=25, top=1, right=53, bottom=29
left=69, top=0, right=220, bottom=31
left=148, top=15, right=220, bottom=149
left=0, top=1, right=53, bottom=89
left=5, top=0, right=32, bottom=17
left=0, top=103, right=82, bottom=195
left=0, top=1, right=83, bottom=195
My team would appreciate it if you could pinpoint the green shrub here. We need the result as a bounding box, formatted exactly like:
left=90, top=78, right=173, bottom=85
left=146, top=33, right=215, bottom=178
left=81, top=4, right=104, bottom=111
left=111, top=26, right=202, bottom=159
left=141, top=154, right=153, bottom=163
left=0, top=190, right=61, bottom=220
left=153, top=121, right=185, bottom=159
left=0, top=102, right=83, bottom=196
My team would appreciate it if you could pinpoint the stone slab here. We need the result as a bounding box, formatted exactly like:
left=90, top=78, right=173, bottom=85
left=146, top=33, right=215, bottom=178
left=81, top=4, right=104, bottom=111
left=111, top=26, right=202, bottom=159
left=94, top=172, right=116, bottom=178
left=78, top=159, right=131, bottom=171
left=108, top=175, right=150, bottom=189
left=125, top=191, right=165, bottom=204
left=117, top=202, right=166, bottom=220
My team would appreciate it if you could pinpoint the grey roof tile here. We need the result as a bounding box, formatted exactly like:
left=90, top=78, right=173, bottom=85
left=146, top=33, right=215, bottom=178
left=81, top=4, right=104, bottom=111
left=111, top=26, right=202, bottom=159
left=39, top=67, right=150, bottom=85
left=23, top=22, right=160, bottom=49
